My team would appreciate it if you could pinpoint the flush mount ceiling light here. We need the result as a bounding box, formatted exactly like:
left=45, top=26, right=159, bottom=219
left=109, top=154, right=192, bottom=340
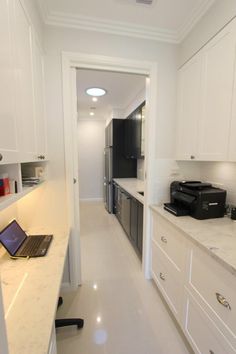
left=86, top=87, right=107, bottom=97
left=92, top=97, right=98, bottom=102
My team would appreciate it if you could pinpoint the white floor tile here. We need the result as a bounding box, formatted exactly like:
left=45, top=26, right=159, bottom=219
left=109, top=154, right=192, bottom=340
left=56, top=201, right=192, bottom=354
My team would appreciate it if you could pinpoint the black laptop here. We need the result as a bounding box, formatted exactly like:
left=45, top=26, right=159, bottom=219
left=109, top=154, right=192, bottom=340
left=0, top=220, right=53, bottom=258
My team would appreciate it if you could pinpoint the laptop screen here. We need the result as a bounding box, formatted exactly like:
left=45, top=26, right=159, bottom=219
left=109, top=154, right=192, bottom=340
left=0, top=220, right=27, bottom=255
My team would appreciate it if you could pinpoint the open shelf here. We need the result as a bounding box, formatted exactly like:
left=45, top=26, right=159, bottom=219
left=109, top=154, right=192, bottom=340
left=0, top=182, right=44, bottom=213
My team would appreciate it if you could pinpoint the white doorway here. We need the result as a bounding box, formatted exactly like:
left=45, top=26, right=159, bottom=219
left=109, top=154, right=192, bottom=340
left=62, top=53, right=158, bottom=286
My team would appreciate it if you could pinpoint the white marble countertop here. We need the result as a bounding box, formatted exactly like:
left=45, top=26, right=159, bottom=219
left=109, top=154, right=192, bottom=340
left=0, top=226, right=69, bottom=354
left=113, top=178, right=144, bottom=204
left=150, top=205, right=236, bottom=276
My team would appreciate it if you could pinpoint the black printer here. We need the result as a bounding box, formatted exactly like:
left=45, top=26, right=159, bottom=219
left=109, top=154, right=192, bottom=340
left=164, top=181, right=226, bottom=220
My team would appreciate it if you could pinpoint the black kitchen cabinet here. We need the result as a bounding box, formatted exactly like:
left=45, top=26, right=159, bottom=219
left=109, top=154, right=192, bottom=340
left=113, top=183, right=143, bottom=260
left=137, top=202, right=143, bottom=256
left=130, top=197, right=138, bottom=245
left=130, top=197, right=143, bottom=259
left=124, top=102, right=145, bottom=159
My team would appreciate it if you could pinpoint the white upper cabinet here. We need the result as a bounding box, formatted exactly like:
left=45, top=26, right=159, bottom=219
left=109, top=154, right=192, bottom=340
left=13, top=0, right=37, bottom=162
left=176, top=54, right=202, bottom=160
left=32, top=36, right=47, bottom=159
left=176, top=19, right=236, bottom=161
left=228, top=55, right=236, bottom=161
left=0, top=0, right=18, bottom=164
left=198, top=26, right=236, bottom=161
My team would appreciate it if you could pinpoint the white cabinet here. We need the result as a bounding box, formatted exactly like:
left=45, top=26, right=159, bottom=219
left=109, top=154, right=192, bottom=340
left=151, top=209, right=236, bottom=354
left=176, top=19, right=236, bottom=161
left=184, top=290, right=235, bottom=354
left=13, top=0, right=37, bottom=162
left=188, top=245, right=236, bottom=350
left=151, top=213, right=187, bottom=323
left=0, top=0, right=47, bottom=165
left=176, top=54, right=202, bottom=160
left=32, top=36, right=47, bottom=159
left=198, top=26, right=236, bottom=161
left=228, top=60, right=236, bottom=161
left=0, top=0, right=18, bottom=164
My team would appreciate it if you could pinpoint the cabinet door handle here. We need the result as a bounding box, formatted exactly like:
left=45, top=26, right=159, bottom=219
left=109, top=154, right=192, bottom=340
left=215, top=293, right=231, bottom=310
left=190, top=155, right=195, bottom=160
left=209, top=350, right=215, bottom=354
left=159, top=272, right=165, bottom=281
left=0, top=153, right=2, bottom=161
left=161, top=236, right=167, bottom=244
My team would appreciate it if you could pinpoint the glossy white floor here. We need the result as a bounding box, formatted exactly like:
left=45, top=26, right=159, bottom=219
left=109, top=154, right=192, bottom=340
left=56, top=201, right=192, bottom=354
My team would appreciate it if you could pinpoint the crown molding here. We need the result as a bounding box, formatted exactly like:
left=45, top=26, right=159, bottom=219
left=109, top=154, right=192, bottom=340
left=44, top=11, right=179, bottom=43
left=38, top=0, right=215, bottom=44
left=177, top=0, right=215, bottom=42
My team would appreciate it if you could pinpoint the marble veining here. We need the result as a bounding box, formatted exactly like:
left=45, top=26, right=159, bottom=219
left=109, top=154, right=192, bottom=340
left=0, top=227, right=69, bottom=354
left=150, top=205, right=236, bottom=276
left=113, top=178, right=144, bottom=204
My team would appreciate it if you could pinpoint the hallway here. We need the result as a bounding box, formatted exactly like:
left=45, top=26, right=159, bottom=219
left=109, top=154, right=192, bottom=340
left=56, top=202, right=191, bottom=354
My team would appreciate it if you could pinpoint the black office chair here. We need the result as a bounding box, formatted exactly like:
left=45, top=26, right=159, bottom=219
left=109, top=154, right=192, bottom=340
left=55, top=297, right=84, bottom=329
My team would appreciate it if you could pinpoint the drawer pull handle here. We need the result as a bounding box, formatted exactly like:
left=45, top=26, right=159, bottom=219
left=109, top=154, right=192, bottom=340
left=159, top=272, right=165, bottom=281
left=215, top=293, right=231, bottom=310
left=209, top=351, right=215, bottom=354
left=161, top=236, right=167, bottom=244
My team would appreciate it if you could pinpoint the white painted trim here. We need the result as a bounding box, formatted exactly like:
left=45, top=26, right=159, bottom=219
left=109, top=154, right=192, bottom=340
left=36, top=0, right=215, bottom=43
left=80, top=198, right=103, bottom=202
left=62, top=52, right=158, bottom=279
left=62, top=65, right=82, bottom=289
left=43, top=11, right=177, bottom=43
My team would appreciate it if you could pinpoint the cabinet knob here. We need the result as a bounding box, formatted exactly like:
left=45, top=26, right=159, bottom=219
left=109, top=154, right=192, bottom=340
left=190, top=155, right=195, bottom=160
left=209, top=351, right=215, bottom=354
left=161, top=236, right=167, bottom=244
left=159, top=272, right=165, bottom=281
left=215, top=293, right=231, bottom=310
left=38, top=155, right=45, bottom=160
left=0, top=153, right=2, bottom=161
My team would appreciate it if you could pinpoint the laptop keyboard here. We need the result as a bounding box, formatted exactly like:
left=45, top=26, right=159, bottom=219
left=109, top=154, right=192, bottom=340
left=20, top=236, right=45, bottom=256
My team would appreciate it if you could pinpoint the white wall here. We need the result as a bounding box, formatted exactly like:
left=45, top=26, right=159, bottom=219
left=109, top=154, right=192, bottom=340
left=179, top=0, right=236, bottom=66
left=78, top=120, right=106, bottom=200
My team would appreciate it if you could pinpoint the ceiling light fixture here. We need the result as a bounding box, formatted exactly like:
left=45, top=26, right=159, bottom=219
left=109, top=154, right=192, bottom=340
left=92, top=97, right=98, bottom=102
left=86, top=87, right=107, bottom=97
left=90, top=111, right=95, bottom=116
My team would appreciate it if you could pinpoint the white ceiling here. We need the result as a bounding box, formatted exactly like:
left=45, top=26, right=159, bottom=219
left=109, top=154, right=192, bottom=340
left=37, top=0, right=215, bottom=43
left=76, top=69, right=146, bottom=120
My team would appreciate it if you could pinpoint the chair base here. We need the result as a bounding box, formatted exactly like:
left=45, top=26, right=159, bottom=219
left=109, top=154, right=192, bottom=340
left=55, top=318, right=84, bottom=329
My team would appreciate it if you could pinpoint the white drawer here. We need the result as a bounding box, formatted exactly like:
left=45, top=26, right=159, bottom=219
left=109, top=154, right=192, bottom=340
left=152, top=213, right=187, bottom=272
left=152, top=241, right=183, bottom=321
left=188, top=246, right=236, bottom=348
left=184, top=290, right=235, bottom=354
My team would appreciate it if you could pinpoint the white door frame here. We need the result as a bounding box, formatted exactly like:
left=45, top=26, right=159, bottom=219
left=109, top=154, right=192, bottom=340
left=62, top=52, right=158, bottom=280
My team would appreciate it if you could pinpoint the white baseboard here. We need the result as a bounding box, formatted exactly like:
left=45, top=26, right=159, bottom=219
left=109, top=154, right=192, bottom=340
left=80, top=198, right=103, bottom=202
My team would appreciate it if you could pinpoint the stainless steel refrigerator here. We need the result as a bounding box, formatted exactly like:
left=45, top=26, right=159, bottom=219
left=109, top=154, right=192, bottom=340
left=104, top=119, right=137, bottom=213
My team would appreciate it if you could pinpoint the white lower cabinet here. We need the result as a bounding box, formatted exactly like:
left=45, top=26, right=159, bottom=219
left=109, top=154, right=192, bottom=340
left=152, top=241, right=183, bottom=320
left=184, top=289, right=235, bottom=354
left=151, top=210, right=236, bottom=354
left=188, top=246, right=236, bottom=348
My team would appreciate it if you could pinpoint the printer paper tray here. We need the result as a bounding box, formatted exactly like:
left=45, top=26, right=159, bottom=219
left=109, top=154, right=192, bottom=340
left=164, top=203, right=189, bottom=217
